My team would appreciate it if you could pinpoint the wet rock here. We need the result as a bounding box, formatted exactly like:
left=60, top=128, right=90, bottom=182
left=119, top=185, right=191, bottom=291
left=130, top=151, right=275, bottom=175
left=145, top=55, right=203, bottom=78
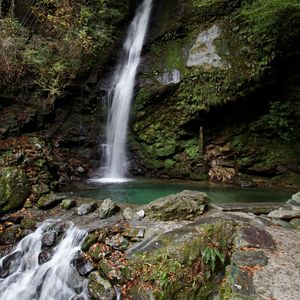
left=19, top=229, right=34, bottom=239
left=0, top=251, right=21, bottom=277
left=20, top=218, right=37, bottom=230
left=235, top=226, right=276, bottom=250
left=0, top=166, right=31, bottom=213
left=37, top=193, right=67, bottom=209
left=268, top=208, right=300, bottom=220
left=72, top=251, right=96, bottom=277
left=231, top=251, right=268, bottom=267
left=81, top=232, right=99, bottom=252
left=122, top=207, right=141, bottom=222
left=99, top=199, right=119, bottom=219
left=76, top=202, right=97, bottom=216
left=61, top=199, right=77, bottom=210
left=42, top=231, right=57, bottom=247
left=106, top=234, right=129, bottom=251
left=38, top=249, right=52, bottom=264
left=144, top=190, right=209, bottom=221
left=88, top=271, right=116, bottom=300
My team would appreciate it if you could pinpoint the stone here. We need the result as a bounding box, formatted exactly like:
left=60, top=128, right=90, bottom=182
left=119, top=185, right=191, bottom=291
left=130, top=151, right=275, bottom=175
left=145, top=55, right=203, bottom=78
left=144, top=190, right=209, bottom=221
left=0, top=166, right=31, bottom=213
left=186, top=25, right=229, bottom=69
left=231, top=251, right=268, bottom=267
left=72, top=251, right=96, bottom=277
left=287, top=192, right=300, bottom=206
left=81, top=232, right=99, bottom=252
left=122, top=207, right=140, bottom=222
left=0, top=251, right=21, bottom=277
left=268, top=208, right=300, bottom=220
left=235, top=226, right=276, bottom=250
left=61, top=199, right=76, bottom=210
left=32, top=183, right=50, bottom=197
left=99, top=199, right=119, bottom=219
left=42, top=231, right=57, bottom=247
left=37, top=193, right=67, bottom=209
left=106, top=234, right=129, bottom=251
left=38, top=249, right=52, bottom=264
left=76, top=202, right=97, bottom=216
left=122, top=228, right=145, bottom=239
left=136, top=209, right=145, bottom=218
left=88, top=271, right=116, bottom=300
left=20, top=218, right=37, bottom=230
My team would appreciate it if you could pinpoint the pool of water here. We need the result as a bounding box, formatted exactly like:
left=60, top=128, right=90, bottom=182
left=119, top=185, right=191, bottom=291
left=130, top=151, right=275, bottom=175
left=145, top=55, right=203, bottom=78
left=62, top=179, right=294, bottom=205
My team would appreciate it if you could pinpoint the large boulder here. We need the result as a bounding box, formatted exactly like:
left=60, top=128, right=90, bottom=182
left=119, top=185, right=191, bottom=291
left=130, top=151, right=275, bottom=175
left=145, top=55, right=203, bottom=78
left=144, top=190, right=210, bottom=221
left=0, top=166, right=31, bottom=213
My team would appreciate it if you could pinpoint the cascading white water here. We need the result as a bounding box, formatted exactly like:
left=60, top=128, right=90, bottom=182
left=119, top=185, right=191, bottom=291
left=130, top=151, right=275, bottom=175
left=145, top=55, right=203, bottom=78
left=0, top=221, right=88, bottom=300
left=99, top=0, right=153, bottom=182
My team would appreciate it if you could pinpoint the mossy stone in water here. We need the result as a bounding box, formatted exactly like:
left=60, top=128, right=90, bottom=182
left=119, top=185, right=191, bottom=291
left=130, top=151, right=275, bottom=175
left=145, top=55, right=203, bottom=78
left=0, top=167, right=31, bottom=213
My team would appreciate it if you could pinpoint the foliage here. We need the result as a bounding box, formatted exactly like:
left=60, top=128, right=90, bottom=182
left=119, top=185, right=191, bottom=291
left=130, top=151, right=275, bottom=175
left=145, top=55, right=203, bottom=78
left=201, top=245, right=225, bottom=272
left=0, top=0, right=130, bottom=102
left=251, top=101, right=296, bottom=141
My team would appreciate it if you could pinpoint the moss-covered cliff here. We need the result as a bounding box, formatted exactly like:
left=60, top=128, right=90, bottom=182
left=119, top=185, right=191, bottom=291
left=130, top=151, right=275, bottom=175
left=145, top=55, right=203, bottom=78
left=131, top=0, right=300, bottom=187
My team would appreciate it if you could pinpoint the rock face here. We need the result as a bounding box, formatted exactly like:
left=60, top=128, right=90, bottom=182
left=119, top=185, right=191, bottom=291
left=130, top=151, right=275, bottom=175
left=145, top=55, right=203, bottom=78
left=0, top=167, right=30, bottom=213
left=144, top=190, right=209, bottom=221
left=130, top=0, right=300, bottom=187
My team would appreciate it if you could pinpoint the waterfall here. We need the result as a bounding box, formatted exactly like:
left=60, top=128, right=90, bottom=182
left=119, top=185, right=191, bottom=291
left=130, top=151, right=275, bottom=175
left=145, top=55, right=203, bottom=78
left=99, top=0, right=153, bottom=182
left=0, top=221, right=89, bottom=300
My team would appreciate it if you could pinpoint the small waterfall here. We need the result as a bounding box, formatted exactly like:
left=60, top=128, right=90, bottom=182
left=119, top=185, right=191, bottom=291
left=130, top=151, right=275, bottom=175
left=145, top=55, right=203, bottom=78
left=99, top=0, right=153, bottom=182
left=0, top=221, right=89, bottom=300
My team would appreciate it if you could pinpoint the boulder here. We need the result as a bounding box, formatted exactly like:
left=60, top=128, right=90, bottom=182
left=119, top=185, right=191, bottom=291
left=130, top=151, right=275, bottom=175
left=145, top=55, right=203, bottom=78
left=41, top=231, right=57, bottom=247
left=72, top=251, right=96, bottom=277
left=0, top=167, right=31, bottom=213
left=122, top=207, right=141, bottom=222
left=88, top=271, right=116, bottom=300
left=106, top=234, right=129, bottom=251
left=144, top=190, right=209, bottom=221
left=61, top=199, right=77, bottom=210
left=37, top=193, right=66, bottom=209
left=268, top=208, right=300, bottom=220
left=287, top=192, right=300, bottom=206
left=99, top=199, right=119, bottom=219
left=76, top=202, right=97, bottom=216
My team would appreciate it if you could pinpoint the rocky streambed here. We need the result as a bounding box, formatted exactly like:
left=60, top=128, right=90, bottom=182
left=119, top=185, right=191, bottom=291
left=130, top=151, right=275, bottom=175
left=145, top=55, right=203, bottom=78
left=1, top=191, right=300, bottom=299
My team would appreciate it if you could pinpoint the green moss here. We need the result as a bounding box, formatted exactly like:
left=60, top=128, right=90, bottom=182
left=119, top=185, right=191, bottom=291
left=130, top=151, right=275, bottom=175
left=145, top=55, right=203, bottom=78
left=164, top=159, right=176, bottom=169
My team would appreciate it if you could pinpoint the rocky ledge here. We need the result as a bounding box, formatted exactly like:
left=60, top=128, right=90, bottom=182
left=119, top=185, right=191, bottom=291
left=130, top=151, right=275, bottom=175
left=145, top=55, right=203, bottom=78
left=0, top=191, right=300, bottom=299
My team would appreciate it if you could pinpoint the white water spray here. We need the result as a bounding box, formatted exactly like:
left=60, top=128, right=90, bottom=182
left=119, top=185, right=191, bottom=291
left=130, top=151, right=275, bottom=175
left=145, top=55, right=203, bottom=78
left=99, top=0, right=153, bottom=182
left=0, top=221, right=88, bottom=300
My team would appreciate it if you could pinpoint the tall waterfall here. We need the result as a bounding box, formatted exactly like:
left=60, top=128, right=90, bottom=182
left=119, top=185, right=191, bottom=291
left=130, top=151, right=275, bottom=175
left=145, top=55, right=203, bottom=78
left=0, top=221, right=89, bottom=300
left=100, top=0, right=153, bottom=182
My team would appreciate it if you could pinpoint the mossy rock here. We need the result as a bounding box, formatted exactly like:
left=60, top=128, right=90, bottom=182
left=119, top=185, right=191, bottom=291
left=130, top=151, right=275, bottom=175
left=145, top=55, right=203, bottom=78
left=144, top=190, right=210, bottom=221
left=127, top=220, right=236, bottom=299
left=0, top=167, right=31, bottom=214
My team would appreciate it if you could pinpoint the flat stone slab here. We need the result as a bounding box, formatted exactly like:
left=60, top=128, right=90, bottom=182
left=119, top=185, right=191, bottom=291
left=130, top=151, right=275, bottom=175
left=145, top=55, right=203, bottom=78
left=231, top=250, right=268, bottom=267
left=268, top=208, right=300, bottom=219
left=212, top=202, right=283, bottom=214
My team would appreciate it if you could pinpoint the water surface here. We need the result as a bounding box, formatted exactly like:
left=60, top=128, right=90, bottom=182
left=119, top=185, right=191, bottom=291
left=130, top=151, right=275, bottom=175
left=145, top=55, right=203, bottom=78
left=63, top=179, right=293, bottom=205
